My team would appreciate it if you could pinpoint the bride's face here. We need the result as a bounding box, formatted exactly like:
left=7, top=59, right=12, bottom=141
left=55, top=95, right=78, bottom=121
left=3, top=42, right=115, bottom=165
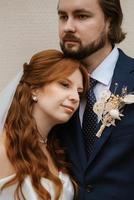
left=32, top=68, right=83, bottom=125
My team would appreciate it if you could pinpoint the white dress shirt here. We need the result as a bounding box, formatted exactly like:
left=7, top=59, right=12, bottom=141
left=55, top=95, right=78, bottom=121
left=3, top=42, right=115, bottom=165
left=80, top=47, right=119, bottom=124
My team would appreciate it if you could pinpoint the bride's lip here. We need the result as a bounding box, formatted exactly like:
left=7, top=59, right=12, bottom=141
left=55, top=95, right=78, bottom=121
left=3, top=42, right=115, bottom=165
left=61, top=105, right=75, bottom=113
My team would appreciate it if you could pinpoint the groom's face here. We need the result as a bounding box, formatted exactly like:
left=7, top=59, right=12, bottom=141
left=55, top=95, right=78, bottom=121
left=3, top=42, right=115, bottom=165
left=58, top=0, right=110, bottom=59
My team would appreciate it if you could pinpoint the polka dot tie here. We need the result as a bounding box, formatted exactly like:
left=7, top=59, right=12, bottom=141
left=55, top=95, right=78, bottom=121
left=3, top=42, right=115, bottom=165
left=82, top=78, right=98, bottom=159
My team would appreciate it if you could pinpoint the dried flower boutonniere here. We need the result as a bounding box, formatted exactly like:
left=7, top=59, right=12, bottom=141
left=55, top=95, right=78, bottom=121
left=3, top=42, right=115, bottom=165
left=93, top=85, right=134, bottom=138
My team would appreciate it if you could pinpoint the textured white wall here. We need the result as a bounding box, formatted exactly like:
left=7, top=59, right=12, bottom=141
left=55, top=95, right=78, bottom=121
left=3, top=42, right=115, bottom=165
left=119, top=1, right=134, bottom=56
left=0, top=0, right=134, bottom=90
left=0, top=0, right=59, bottom=90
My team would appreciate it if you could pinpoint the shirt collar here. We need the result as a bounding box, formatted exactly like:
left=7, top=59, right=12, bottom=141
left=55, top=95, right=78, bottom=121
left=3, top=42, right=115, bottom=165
left=91, top=47, right=119, bottom=86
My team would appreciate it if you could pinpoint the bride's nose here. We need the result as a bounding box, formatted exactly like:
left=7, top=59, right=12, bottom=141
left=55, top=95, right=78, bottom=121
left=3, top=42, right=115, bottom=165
left=68, top=90, right=80, bottom=103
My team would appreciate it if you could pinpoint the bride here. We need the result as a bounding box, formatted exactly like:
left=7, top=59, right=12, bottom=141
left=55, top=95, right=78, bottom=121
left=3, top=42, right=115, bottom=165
left=0, top=49, right=88, bottom=200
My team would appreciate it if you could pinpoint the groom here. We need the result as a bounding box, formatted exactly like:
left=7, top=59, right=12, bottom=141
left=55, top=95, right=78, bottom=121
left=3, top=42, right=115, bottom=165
left=56, top=0, right=134, bottom=199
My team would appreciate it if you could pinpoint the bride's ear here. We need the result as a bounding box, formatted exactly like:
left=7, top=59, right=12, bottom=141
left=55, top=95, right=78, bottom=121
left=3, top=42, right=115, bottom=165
left=31, top=87, right=38, bottom=102
left=31, top=89, right=37, bottom=96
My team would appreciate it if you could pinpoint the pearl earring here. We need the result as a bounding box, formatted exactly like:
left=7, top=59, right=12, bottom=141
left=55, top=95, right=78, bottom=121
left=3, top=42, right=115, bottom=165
left=32, top=95, right=38, bottom=102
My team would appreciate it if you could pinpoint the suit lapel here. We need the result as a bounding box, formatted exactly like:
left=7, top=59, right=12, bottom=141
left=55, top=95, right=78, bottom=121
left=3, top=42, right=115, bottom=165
left=69, top=110, right=87, bottom=169
left=110, top=49, right=134, bottom=94
left=86, top=49, right=134, bottom=167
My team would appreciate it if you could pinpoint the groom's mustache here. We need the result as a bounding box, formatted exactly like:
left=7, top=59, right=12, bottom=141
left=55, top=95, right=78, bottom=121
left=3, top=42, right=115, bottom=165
left=63, top=34, right=80, bottom=43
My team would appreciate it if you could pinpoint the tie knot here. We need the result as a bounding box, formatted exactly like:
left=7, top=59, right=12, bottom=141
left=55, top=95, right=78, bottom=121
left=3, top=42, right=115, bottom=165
left=89, top=78, right=97, bottom=89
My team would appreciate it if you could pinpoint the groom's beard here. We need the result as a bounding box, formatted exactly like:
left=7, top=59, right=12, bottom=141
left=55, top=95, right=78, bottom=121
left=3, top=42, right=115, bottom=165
left=60, top=30, right=107, bottom=60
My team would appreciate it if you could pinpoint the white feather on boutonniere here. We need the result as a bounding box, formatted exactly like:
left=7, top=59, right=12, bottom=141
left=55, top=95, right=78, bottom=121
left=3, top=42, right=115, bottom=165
left=93, top=85, right=134, bottom=138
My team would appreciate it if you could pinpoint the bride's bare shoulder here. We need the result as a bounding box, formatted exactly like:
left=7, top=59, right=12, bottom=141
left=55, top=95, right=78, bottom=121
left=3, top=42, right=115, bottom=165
left=0, top=134, right=15, bottom=179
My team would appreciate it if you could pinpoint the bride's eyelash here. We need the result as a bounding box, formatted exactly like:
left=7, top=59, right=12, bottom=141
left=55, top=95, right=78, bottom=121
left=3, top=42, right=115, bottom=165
left=58, top=80, right=70, bottom=88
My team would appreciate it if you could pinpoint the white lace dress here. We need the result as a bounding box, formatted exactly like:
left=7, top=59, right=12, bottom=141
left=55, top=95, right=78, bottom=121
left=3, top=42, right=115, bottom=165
left=0, top=172, right=74, bottom=200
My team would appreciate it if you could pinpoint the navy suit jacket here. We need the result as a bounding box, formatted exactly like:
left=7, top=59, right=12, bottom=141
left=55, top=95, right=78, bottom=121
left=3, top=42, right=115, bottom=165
left=56, top=49, right=134, bottom=200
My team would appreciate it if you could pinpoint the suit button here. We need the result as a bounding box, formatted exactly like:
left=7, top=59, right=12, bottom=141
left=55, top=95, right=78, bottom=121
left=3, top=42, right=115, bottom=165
left=86, top=184, right=93, bottom=192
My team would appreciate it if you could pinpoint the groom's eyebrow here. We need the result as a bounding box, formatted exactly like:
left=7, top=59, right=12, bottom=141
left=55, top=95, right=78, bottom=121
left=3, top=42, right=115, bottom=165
left=58, top=8, right=93, bottom=15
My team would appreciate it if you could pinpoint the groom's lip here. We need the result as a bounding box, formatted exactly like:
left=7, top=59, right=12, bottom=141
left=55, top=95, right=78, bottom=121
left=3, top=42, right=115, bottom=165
left=64, top=41, right=79, bottom=45
left=64, top=39, right=79, bottom=43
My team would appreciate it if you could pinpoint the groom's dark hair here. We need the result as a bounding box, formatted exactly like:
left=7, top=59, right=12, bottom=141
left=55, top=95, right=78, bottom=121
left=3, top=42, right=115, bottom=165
left=99, top=0, right=126, bottom=45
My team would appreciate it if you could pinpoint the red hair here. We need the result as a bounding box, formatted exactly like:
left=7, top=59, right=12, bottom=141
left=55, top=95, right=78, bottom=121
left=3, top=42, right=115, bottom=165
left=2, top=50, right=88, bottom=200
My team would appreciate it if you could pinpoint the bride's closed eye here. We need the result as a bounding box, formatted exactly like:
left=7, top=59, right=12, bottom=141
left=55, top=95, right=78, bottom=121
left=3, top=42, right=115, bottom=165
left=58, top=80, right=70, bottom=88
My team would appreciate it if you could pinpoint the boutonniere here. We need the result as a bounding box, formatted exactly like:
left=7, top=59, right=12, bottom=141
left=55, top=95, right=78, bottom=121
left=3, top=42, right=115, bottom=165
left=93, top=85, right=134, bottom=138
